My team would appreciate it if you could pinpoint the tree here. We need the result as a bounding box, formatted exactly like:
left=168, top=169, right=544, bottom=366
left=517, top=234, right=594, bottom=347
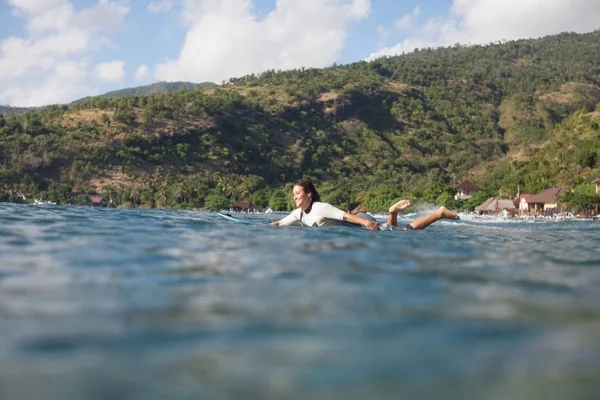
left=113, top=105, right=136, bottom=125
left=46, top=183, right=72, bottom=204
left=100, top=113, right=111, bottom=126
left=436, top=192, right=461, bottom=209
left=268, top=189, right=289, bottom=211
left=419, top=182, right=453, bottom=204
left=355, top=184, right=402, bottom=212
left=204, top=190, right=230, bottom=210
left=577, top=148, right=598, bottom=169
left=102, top=185, right=119, bottom=207
left=562, top=185, right=599, bottom=214
left=463, top=190, right=491, bottom=212
left=250, top=188, right=271, bottom=208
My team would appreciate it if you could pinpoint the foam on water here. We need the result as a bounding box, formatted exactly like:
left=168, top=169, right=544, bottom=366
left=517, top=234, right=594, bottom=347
left=1, top=203, right=599, bottom=400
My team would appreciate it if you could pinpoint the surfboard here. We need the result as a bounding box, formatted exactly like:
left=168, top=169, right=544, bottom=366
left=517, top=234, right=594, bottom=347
left=217, top=213, right=251, bottom=224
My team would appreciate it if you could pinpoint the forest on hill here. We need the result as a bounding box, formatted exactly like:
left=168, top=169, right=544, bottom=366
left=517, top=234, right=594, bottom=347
left=1, top=30, right=599, bottom=212
left=70, top=81, right=217, bottom=106
left=0, top=81, right=217, bottom=116
left=0, top=105, right=39, bottom=116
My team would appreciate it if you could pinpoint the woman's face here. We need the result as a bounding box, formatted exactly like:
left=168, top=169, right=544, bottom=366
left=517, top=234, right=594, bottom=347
left=293, top=185, right=311, bottom=210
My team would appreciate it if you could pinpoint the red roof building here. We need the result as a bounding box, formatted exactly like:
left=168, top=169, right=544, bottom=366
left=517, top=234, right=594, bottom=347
left=453, top=180, right=484, bottom=200
left=528, top=188, right=565, bottom=213
left=90, top=195, right=106, bottom=207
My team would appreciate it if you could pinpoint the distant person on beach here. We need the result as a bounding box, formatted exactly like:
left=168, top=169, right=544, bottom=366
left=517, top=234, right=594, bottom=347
left=270, top=180, right=460, bottom=230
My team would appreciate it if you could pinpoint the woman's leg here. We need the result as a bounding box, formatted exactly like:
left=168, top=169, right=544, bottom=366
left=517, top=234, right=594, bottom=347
left=387, top=199, right=411, bottom=226
left=403, top=206, right=460, bottom=230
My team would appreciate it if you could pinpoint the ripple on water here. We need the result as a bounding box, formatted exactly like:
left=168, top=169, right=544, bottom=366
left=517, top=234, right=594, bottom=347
left=1, top=204, right=600, bottom=399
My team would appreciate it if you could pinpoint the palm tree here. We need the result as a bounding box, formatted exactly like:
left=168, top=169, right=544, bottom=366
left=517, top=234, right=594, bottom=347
left=101, top=185, right=116, bottom=206
left=217, top=175, right=239, bottom=198
left=171, top=181, right=185, bottom=205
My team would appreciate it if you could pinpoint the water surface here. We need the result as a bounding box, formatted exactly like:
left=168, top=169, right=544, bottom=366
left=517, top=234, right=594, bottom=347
left=1, top=203, right=599, bottom=399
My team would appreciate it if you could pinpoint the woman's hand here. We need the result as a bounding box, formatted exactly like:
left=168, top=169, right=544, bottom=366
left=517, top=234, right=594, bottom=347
left=343, top=212, right=379, bottom=230
left=363, top=220, right=380, bottom=230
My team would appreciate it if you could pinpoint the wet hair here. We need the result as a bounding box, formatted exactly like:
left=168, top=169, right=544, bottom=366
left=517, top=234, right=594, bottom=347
left=294, top=180, right=320, bottom=203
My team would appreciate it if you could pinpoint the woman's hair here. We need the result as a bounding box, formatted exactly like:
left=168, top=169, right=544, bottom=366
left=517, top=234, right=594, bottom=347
left=294, top=180, right=320, bottom=203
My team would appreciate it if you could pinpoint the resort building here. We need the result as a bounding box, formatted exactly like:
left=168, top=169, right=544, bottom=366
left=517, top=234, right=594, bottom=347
left=527, top=187, right=565, bottom=215
left=453, top=180, right=484, bottom=200
left=594, top=178, right=600, bottom=194
left=475, top=197, right=516, bottom=214
left=90, top=195, right=106, bottom=207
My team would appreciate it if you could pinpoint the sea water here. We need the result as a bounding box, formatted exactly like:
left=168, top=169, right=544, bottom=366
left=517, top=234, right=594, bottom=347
left=0, top=203, right=599, bottom=400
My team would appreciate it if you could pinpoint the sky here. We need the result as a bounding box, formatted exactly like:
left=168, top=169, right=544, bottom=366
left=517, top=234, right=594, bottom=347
left=1, top=0, right=599, bottom=107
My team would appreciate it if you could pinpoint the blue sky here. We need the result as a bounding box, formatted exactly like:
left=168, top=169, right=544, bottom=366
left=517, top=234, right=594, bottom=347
left=1, top=0, right=598, bottom=106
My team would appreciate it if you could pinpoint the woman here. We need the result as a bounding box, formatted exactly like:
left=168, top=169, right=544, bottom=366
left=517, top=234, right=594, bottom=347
left=270, top=180, right=460, bottom=230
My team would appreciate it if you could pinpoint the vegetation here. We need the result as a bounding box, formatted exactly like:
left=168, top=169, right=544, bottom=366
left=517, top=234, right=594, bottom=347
left=1, top=30, right=599, bottom=212
left=0, top=105, right=41, bottom=115
left=0, top=81, right=217, bottom=116
left=70, top=81, right=217, bottom=106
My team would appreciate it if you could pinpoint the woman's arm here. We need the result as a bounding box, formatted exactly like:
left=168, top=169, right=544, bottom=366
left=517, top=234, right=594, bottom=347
left=270, top=208, right=302, bottom=226
left=343, top=212, right=379, bottom=230
left=312, top=203, right=379, bottom=230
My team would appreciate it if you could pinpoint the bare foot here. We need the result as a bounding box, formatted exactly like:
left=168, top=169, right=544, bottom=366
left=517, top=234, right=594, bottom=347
left=439, top=206, right=460, bottom=220
left=389, top=199, right=411, bottom=213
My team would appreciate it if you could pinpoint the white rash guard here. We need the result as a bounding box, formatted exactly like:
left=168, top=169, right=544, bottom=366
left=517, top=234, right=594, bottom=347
left=278, top=202, right=347, bottom=227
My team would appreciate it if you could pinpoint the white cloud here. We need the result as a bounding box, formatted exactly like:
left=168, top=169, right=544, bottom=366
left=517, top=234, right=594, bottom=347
left=367, top=0, right=600, bottom=60
left=348, top=0, right=370, bottom=18
left=0, top=0, right=130, bottom=106
left=377, top=25, right=389, bottom=49
left=6, top=0, right=67, bottom=16
left=134, top=64, right=150, bottom=81
left=94, top=60, right=125, bottom=83
left=2, top=73, right=92, bottom=106
left=25, top=2, right=74, bottom=34
left=393, top=7, right=419, bottom=32
left=147, top=0, right=173, bottom=14
left=76, top=0, right=130, bottom=31
left=0, top=30, right=88, bottom=81
left=155, top=0, right=371, bottom=83
left=55, top=60, right=88, bottom=80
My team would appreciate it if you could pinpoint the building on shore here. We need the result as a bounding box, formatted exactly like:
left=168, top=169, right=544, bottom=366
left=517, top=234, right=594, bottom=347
left=90, top=195, right=106, bottom=207
left=527, top=187, right=565, bottom=215
left=229, top=201, right=263, bottom=213
left=453, top=180, right=484, bottom=200
left=475, top=197, right=516, bottom=215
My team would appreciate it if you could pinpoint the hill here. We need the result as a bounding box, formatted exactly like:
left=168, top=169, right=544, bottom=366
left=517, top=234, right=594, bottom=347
left=0, top=81, right=217, bottom=116
left=70, top=81, right=217, bottom=105
left=1, top=30, right=599, bottom=211
left=0, top=105, right=40, bottom=115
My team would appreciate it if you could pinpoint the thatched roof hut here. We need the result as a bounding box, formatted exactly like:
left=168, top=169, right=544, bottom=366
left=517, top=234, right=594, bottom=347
left=475, top=197, right=516, bottom=212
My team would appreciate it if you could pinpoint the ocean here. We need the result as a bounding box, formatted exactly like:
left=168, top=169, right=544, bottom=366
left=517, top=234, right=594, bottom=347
left=1, top=203, right=599, bottom=400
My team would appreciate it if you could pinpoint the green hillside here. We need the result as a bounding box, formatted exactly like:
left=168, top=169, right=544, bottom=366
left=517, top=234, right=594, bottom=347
left=1, top=30, right=599, bottom=211
left=0, top=105, right=39, bottom=116
left=0, top=81, right=217, bottom=116
left=70, top=81, right=217, bottom=105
